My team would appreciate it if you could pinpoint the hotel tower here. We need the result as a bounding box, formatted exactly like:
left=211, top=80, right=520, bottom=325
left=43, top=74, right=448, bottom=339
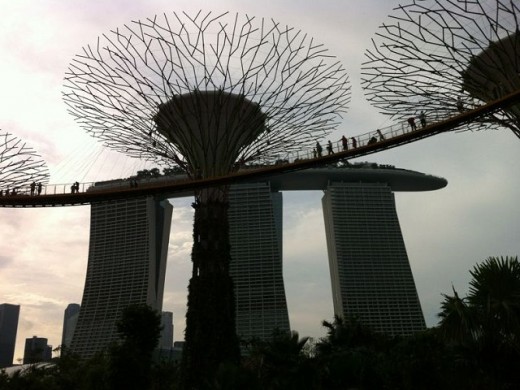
left=70, top=165, right=445, bottom=356
left=70, top=195, right=172, bottom=358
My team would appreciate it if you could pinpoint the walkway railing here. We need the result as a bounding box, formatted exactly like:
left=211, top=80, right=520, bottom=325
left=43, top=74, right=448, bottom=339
left=1, top=89, right=519, bottom=207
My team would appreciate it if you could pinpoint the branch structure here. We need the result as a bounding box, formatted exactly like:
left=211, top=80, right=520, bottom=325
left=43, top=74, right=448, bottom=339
left=0, top=130, right=50, bottom=193
left=63, top=11, right=351, bottom=172
left=361, top=0, right=520, bottom=137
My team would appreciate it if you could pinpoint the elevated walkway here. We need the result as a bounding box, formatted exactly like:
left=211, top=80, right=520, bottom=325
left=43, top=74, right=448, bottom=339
left=1, top=89, right=519, bottom=208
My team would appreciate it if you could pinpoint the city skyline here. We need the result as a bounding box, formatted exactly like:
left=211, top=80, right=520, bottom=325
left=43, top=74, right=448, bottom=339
left=0, top=0, right=519, bottom=363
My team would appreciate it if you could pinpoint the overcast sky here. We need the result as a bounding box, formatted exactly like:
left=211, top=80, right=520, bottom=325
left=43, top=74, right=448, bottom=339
left=1, top=0, right=519, bottom=363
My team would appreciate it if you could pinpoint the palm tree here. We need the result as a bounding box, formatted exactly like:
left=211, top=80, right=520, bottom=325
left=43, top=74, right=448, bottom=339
left=468, top=256, right=520, bottom=350
left=317, top=315, right=381, bottom=354
left=249, top=330, right=317, bottom=389
left=437, top=286, right=478, bottom=346
left=438, top=257, right=520, bottom=347
left=437, top=256, right=520, bottom=387
left=316, top=315, right=387, bottom=389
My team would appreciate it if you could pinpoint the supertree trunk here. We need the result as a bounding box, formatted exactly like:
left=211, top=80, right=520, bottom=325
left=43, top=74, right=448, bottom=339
left=182, top=187, right=240, bottom=388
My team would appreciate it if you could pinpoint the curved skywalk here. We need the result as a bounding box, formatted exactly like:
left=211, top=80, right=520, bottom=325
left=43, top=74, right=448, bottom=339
left=0, top=89, right=518, bottom=208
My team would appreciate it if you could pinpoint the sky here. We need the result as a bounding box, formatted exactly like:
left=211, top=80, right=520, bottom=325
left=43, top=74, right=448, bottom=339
left=1, top=0, right=519, bottom=364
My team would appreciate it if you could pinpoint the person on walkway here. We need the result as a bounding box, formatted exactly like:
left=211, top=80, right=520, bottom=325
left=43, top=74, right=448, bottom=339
left=407, top=116, right=417, bottom=131
left=377, top=129, right=385, bottom=141
left=419, top=111, right=426, bottom=128
left=316, top=141, right=323, bottom=157
left=313, top=148, right=317, bottom=158
left=457, top=97, right=464, bottom=113
left=37, top=182, right=42, bottom=195
left=30, top=182, right=36, bottom=196
left=368, top=135, right=377, bottom=145
left=327, top=140, right=334, bottom=155
left=74, top=182, right=80, bottom=193
left=341, top=135, right=348, bottom=151
left=351, top=137, right=357, bottom=148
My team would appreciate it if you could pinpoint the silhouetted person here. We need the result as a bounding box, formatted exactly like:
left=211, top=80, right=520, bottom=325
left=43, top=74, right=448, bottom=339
left=407, top=117, right=417, bottom=131
left=30, top=182, right=36, bottom=196
left=341, top=135, right=348, bottom=151
left=316, top=141, right=322, bottom=157
left=37, top=182, right=42, bottom=195
left=351, top=137, right=357, bottom=148
left=419, top=111, right=426, bottom=128
left=74, top=181, right=80, bottom=193
left=377, top=129, right=385, bottom=141
left=313, top=148, right=317, bottom=158
left=368, top=136, right=377, bottom=145
left=457, top=97, right=464, bottom=113
left=327, top=140, right=334, bottom=155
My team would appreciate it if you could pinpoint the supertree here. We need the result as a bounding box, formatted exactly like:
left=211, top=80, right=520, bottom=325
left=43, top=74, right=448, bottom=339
left=0, top=130, right=50, bottom=195
left=62, top=11, right=351, bottom=386
left=361, top=0, right=520, bottom=138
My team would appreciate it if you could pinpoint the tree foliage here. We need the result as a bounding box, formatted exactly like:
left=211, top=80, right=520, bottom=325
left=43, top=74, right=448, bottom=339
left=438, top=256, right=520, bottom=387
left=108, top=304, right=162, bottom=390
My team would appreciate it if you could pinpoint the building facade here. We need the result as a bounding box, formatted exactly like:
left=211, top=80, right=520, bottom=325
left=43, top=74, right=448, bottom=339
left=0, top=303, right=20, bottom=368
left=228, top=182, right=290, bottom=341
left=70, top=196, right=173, bottom=358
left=61, top=303, right=80, bottom=349
left=159, top=311, right=174, bottom=349
left=71, top=165, right=443, bottom=354
left=23, top=336, right=52, bottom=364
left=322, top=181, right=426, bottom=335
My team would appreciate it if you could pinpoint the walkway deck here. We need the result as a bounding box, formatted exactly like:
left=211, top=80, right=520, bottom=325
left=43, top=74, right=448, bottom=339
left=1, top=89, right=519, bottom=208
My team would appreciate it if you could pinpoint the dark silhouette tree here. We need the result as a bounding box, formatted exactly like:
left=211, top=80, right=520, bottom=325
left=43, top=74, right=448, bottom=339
left=108, top=304, right=162, bottom=390
left=315, top=315, right=387, bottom=389
left=438, top=256, right=520, bottom=387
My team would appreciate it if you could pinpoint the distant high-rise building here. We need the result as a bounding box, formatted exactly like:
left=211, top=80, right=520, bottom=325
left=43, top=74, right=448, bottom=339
left=61, top=303, right=80, bottom=349
left=159, top=311, right=174, bottom=349
left=70, top=195, right=173, bottom=358
left=23, top=336, right=52, bottom=364
left=0, top=303, right=20, bottom=368
left=322, top=180, right=427, bottom=336
left=228, top=182, right=290, bottom=341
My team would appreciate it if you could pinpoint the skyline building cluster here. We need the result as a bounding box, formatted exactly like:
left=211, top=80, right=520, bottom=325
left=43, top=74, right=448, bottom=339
left=62, top=164, right=445, bottom=358
left=1, top=165, right=446, bottom=364
left=0, top=302, right=174, bottom=367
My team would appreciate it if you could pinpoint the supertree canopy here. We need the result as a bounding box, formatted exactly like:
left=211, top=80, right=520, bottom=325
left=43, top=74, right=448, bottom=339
left=361, top=0, right=520, bottom=138
left=63, top=11, right=351, bottom=174
left=0, top=130, right=49, bottom=194
left=62, top=11, right=351, bottom=387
